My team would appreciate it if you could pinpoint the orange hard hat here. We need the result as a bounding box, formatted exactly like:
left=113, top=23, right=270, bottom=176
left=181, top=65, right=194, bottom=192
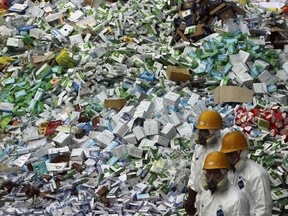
left=196, top=110, right=222, bottom=129
left=221, top=131, right=248, bottom=153
left=203, top=151, right=229, bottom=170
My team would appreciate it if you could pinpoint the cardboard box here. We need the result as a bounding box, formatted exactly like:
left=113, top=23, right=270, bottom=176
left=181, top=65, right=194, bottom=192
left=176, top=122, right=193, bottom=137
left=96, top=130, right=114, bottom=148
left=168, top=112, right=182, bottom=126
left=239, top=50, right=252, bottom=62
left=52, top=132, right=71, bottom=147
left=124, top=133, right=137, bottom=145
left=104, top=98, right=127, bottom=109
left=136, top=101, right=154, bottom=116
left=160, top=123, right=177, bottom=140
left=75, top=128, right=85, bottom=139
left=59, top=24, right=74, bottom=37
left=46, top=162, right=67, bottom=172
left=113, top=122, right=130, bottom=137
left=253, top=60, right=270, bottom=70
left=213, top=86, right=254, bottom=104
left=253, top=83, right=268, bottom=94
left=166, top=65, right=190, bottom=82
left=176, top=28, right=190, bottom=42
left=217, top=6, right=235, bottom=21
left=275, top=70, right=288, bottom=81
left=190, top=24, right=205, bottom=39
left=229, top=54, right=242, bottom=66
left=232, top=62, right=249, bottom=74
left=282, top=62, right=288, bottom=73
left=235, top=72, right=253, bottom=87
left=31, top=53, right=54, bottom=64
left=128, top=147, right=143, bottom=158
left=210, top=3, right=226, bottom=15
left=132, top=126, right=146, bottom=141
left=151, top=135, right=170, bottom=147
left=271, top=93, right=287, bottom=104
left=144, top=120, right=159, bottom=136
left=7, top=38, right=24, bottom=48
left=258, top=70, right=278, bottom=85
left=70, top=148, right=84, bottom=161
left=48, top=146, right=70, bottom=160
left=97, top=186, right=109, bottom=196
left=163, top=91, right=181, bottom=107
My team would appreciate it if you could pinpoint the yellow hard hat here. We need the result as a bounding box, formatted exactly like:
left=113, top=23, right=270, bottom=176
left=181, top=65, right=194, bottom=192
left=221, top=131, right=248, bottom=153
left=196, top=110, right=222, bottom=129
left=203, top=151, right=229, bottom=170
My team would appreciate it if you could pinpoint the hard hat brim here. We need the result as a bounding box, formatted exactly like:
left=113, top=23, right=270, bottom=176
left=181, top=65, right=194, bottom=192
left=196, top=124, right=221, bottom=129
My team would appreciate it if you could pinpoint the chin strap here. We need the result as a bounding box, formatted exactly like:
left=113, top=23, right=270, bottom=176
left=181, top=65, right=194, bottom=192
left=196, top=130, right=220, bottom=146
left=207, top=130, right=220, bottom=145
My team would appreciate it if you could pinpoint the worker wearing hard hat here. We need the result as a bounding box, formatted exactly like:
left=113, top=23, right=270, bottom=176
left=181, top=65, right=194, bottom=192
left=221, top=131, right=272, bottom=216
left=197, top=151, right=250, bottom=216
left=185, top=110, right=223, bottom=215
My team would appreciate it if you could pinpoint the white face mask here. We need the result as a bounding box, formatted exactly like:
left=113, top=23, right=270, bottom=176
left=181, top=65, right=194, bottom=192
left=197, top=130, right=220, bottom=146
left=228, top=150, right=248, bottom=171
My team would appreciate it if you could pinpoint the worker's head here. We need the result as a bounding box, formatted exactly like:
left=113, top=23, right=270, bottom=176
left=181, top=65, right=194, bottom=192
left=221, top=131, right=248, bottom=171
left=203, top=151, right=229, bottom=193
left=196, top=110, right=222, bottom=146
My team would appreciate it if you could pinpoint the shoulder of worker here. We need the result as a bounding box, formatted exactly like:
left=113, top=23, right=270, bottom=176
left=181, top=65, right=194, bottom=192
left=243, top=159, right=270, bottom=180
left=194, top=144, right=205, bottom=154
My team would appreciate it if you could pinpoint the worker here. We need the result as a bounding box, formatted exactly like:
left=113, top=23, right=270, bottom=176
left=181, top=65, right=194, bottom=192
left=221, top=131, right=272, bottom=216
left=185, top=110, right=222, bottom=215
left=197, top=151, right=250, bottom=216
